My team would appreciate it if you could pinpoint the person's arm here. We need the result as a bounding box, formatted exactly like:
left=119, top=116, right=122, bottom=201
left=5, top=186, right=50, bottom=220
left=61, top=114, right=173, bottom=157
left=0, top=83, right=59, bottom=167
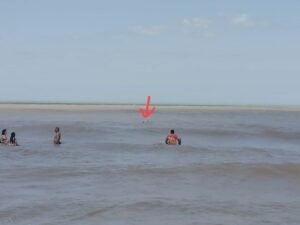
left=165, top=136, right=169, bottom=144
left=178, top=137, right=181, bottom=145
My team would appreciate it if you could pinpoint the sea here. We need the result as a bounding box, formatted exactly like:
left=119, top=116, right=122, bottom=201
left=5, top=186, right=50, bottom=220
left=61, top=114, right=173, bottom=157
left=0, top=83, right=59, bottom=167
left=0, top=104, right=300, bottom=225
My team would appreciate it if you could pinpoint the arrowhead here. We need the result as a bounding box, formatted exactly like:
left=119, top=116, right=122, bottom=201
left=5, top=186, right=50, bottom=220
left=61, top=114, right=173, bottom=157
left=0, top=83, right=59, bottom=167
left=139, top=107, right=155, bottom=118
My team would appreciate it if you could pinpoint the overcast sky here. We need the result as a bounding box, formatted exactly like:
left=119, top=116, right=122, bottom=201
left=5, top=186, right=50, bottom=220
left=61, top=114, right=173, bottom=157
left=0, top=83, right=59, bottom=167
left=0, top=0, right=299, bottom=105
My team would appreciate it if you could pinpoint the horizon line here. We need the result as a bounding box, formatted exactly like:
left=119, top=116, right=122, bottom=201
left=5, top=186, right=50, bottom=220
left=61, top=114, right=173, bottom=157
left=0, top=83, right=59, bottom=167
left=0, top=101, right=299, bottom=108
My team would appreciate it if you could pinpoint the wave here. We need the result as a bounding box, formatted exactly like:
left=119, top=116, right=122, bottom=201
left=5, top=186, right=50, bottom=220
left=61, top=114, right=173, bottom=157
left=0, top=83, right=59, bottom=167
left=111, top=163, right=300, bottom=178
left=262, top=128, right=300, bottom=140
left=5, top=163, right=300, bottom=183
left=75, top=199, right=300, bottom=222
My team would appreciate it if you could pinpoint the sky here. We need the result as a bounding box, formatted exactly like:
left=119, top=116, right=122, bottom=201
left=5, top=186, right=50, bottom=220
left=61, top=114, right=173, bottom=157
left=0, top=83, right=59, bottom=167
left=0, top=0, right=299, bottom=105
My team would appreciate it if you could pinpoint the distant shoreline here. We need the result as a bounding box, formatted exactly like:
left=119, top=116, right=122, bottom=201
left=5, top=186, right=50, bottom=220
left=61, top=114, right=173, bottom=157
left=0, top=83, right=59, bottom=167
left=0, top=103, right=300, bottom=111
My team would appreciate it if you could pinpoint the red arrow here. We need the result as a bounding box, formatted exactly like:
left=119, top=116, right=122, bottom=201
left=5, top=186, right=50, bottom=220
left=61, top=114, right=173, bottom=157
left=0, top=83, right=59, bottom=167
left=139, top=96, right=155, bottom=118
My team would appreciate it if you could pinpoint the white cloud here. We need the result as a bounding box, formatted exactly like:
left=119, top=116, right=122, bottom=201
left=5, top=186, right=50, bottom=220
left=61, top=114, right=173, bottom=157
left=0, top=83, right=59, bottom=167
left=231, top=14, right=256, bottom=27
left=182, top=18, right=211, bottom=29
left=129, top=14, right=267, bottom=39
left=129, top=18, right=214, bottom=39
left=180, top=18, right=215, bottom=39
left=130, top=25, right=163, bottom=36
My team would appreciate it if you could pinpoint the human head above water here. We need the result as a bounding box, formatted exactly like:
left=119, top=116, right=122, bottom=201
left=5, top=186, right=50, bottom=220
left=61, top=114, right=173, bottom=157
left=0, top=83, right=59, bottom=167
left=55, top=127, right=60, bottom=133
left=170, top=129, right=175, bottom=134
left=2, top=129, right=7, bottom=135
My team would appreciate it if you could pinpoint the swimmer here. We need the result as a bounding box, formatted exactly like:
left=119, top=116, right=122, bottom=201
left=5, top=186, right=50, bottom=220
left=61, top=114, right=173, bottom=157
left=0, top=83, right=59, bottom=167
left=1, top=129, right=9, bottom=145
left=9, top=132, right=18, bottom=146
left=53, top=127, right=61, bottom=144
left=165, top=129, right=181, bottom=145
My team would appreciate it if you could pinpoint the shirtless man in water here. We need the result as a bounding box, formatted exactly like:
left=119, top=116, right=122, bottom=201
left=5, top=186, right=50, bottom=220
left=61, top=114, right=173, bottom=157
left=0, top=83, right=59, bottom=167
left=53, top=127, right=61, bottom=144
left=165, top=129, right=181, bottom=145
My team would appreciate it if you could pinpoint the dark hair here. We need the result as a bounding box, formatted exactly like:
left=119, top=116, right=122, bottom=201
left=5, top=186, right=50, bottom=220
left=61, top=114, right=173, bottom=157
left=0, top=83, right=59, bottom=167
left=2, top=129, right=7, bottom=135
left=55, top=127, right=60, bottom=132
left=170, top=129, right=175, bottom=134
left=10, top=132, right=16, bottom=144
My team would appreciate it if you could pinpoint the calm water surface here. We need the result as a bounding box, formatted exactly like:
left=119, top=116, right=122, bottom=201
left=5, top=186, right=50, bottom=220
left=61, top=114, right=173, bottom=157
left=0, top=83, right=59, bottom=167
left=0, top=106, right=300, bottom=225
